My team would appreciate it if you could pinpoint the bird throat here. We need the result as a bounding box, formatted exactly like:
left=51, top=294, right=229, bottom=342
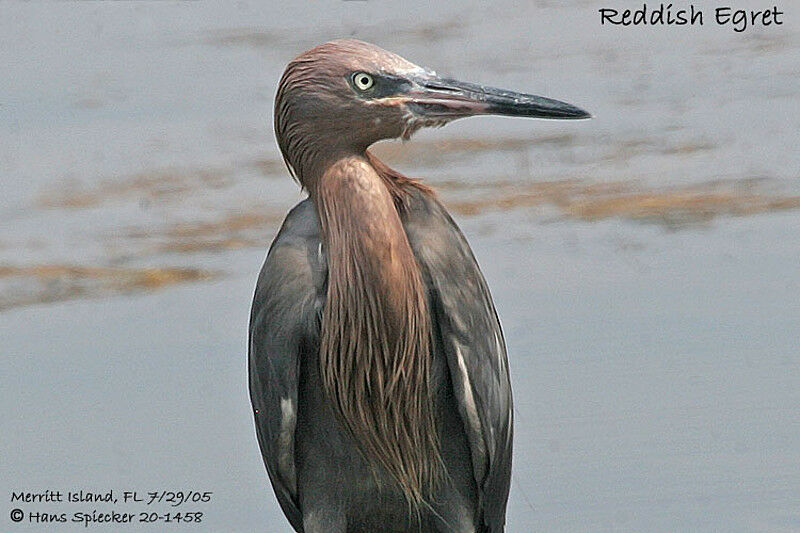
left=312, top=155, right=440, bottom=507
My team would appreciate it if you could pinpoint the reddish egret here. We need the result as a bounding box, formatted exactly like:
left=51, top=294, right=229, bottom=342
left=249, top=39, right=589, bottom=532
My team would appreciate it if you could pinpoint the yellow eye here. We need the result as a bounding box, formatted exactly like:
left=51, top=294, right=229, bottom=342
left=353, top=72, right=374, bottom=91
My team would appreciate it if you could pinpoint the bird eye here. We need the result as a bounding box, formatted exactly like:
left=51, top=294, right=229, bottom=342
left=352, top=72, right=374, bottom=91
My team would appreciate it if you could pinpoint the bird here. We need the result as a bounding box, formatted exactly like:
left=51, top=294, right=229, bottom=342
left=249, top=39, right=589, bottom=533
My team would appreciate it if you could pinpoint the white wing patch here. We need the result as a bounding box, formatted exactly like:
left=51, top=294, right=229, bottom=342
left=455, top=344, right=487, bottom=481
left=279, top=397, right=297, bottom=493
left=456, top=348, right=481, bottom=431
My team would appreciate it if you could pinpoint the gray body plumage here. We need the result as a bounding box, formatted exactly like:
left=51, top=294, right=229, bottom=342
left=249, top=189, right=513, bottom=532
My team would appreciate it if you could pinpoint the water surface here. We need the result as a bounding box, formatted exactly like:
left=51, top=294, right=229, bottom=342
left=2, top=2, right=799, bottom=531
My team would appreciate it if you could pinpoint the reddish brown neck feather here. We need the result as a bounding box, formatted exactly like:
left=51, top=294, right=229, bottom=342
left=310, top=154, right=440, bottom=508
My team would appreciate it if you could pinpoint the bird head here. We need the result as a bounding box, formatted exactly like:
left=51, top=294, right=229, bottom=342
left=275, top=39, right=589, bottom=180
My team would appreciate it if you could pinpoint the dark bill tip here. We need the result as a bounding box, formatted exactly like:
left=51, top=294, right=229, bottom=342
left=489, top=94, right=592, bottom=120
left=409, top=76, right=591, bottom=121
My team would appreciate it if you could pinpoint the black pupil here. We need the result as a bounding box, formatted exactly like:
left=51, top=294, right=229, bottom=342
left=359, top=76, right=369, bottom=86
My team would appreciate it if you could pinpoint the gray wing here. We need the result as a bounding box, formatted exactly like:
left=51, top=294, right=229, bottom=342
left=248, top=200, right=322, bottom=533
left=402, top=192, right=514, bottom=532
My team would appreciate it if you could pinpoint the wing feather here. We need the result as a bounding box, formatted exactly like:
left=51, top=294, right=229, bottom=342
left=249, top=201, right=320, bottom=533
left=402, top=193, right=514, bottom=532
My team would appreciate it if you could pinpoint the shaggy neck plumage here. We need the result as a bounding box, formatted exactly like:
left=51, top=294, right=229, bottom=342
left=309, top=153, right=440, bottom=508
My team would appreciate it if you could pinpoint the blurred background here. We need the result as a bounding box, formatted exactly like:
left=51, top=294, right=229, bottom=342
left=1, top=1, right=798, bottom=531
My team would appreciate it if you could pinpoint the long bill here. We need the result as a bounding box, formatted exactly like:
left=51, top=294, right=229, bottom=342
left=404, top=74, right=591, bottom=120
